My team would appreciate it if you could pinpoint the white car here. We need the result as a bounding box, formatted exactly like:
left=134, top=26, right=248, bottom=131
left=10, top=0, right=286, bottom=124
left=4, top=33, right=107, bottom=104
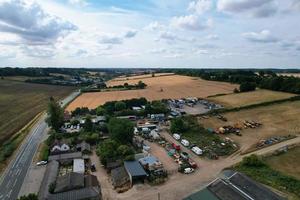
left=36, top=161, right=48, bottom=166
left=184, top=168, right=194, bottom=174
left=181, top=139, right=190, bottom=147
left=173, top=133, right=181, bottom=140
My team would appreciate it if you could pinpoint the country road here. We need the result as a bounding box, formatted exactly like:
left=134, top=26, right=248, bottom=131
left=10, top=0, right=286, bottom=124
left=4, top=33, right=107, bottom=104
left=0, top=91, right=80, bottom=200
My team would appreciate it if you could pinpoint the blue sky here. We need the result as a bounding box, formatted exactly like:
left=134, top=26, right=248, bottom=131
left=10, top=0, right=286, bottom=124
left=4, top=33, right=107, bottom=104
left=0, top=0, right=299, bottom=68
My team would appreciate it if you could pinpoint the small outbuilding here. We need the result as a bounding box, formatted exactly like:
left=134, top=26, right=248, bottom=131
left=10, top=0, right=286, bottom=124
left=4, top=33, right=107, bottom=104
left=139, top=156, right=163, bottom=171
left=111, top=166, right=130, bottom=188
left=124, top=161, right=148, bottom=186
left=76, top=141, right=91, bottom=153
left=73, top=159, right=85, bottom=174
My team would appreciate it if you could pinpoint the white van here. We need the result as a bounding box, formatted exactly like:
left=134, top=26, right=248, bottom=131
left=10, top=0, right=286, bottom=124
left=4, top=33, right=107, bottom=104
left=192, top=146, right=203, bottom=155
left=173, top=133, right=181, bottom=140
left=181, top=139, right=190, bottom=147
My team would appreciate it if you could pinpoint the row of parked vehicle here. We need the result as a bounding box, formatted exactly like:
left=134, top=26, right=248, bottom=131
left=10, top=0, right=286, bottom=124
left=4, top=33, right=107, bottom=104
left=172, top=133, right=203, bottom=156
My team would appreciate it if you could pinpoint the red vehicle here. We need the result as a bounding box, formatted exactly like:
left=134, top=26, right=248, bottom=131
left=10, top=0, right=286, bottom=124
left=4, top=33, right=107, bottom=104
left=188, top=158, right=198, bottom=169
left=172, top=143, right=181, bottom=151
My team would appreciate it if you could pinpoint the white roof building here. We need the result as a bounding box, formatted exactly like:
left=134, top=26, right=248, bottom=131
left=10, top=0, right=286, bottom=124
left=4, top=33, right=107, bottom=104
left=73, top=159, right=85, bottom=174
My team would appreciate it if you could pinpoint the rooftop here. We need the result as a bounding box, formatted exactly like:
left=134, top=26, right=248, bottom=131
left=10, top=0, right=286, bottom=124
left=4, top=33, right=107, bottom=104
left=124, top=161, right=148, bottom=177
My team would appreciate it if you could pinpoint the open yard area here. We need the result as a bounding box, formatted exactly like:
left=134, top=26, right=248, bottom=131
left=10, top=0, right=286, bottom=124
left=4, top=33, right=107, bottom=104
left=199, top=100, right=300, bottom=153
left=0, top=79, right=75, bottom=146
left=265, top=146, right=300, bottom=180
left=208, top=89, right=296, bottom=108
left=67, top=75, right=237, bottom=111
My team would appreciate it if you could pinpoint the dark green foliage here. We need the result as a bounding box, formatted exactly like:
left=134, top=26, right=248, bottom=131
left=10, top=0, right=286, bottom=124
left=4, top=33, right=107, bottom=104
left=48, top=182, right=56, bottom=193
left=114, top=101, right=127, bottom=111
left=83, top=116, right=93, bottom=132
left=145, top=101, right=169, bottom=114
left=17, top=193, right=38, bottom=200
left=96, top=139, right=134, bottom=166
left=40, top=144, right=50, bottom=161
left=239, top=82, right=256, bottom=92
left=71, top=107, right=90, bottom=116
left=46, top=97, right=64, bottom=131
left=235, top=155, right=300, bottom=198
left=170, top=118, right=188, bottom=133
left=108, top=118, right=134, bottom=144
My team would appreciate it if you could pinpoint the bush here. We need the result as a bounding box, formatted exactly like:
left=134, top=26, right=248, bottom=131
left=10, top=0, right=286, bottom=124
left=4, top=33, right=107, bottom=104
left=17, top=193, right=38, bottom=200
left=239, top=82, right=256, bottom=92
left=241, top=154, right=265, bottom=167
left=48, top=182, right=56, bottom=193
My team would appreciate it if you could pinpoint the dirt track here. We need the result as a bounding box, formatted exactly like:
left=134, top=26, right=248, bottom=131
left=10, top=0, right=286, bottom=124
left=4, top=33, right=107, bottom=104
left=94, top=131, right=300, bottom=200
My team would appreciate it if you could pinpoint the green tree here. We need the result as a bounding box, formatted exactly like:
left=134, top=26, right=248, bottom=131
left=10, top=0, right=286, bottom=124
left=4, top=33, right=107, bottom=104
left=17, top=193, right=38, bottom=200
left=96, top=106, right=105, bottom=116
left=114, top=101, right=126, bottom=111
left=108, top=118, right=134, bottom=144
left=46, top=97, right=64, bottom=131
left=239, top=82, right=256, bottom=92
left=96, top=139, right=119, bottom=166
left=84, top=115, right=93, bottom=132
left=137, top=81, right=147, bottom=89
left=170, top=117, right=188, bottom=133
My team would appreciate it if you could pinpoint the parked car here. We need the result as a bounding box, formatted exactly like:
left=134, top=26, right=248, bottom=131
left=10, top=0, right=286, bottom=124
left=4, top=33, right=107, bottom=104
left=173, top=133, right=181, bottom=140
left=180, top=152, right=189, bottom=160
left=184, top=168, right=194, bottom=174
left=36, top=161, right=48, bottom=166
left=172, top=143, right=181, bottom=151
left=181, top=139, right=190, bottom=147
left=191, top=146, right=203, bottom=155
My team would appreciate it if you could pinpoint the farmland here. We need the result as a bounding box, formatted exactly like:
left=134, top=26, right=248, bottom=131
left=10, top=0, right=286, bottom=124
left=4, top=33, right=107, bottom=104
left=67, top=74, right=237, bottom=111
left=199, top=100, right=300, bottom=153
left=209, top=89, right=296, bottom=108
left=265, top=147, right=300, bottom=180
left=278, top=73, right=300, bottom=78
left=0, top=79, right=75, bottom=146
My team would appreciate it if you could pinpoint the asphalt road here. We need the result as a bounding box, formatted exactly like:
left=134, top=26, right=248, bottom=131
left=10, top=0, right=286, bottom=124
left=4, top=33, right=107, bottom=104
left=0, top=91, right=80, bottom=200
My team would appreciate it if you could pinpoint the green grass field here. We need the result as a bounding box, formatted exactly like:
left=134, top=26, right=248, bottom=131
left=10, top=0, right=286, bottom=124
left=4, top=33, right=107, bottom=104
left=0, top=79, right=75, bottom=145
left=265, top=147, right=300, bottom=180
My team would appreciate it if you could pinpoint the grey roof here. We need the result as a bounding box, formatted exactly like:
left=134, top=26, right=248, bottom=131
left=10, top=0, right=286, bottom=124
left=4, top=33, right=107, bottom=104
left=124, top=161, right=148, bottom=177
left=38, top=161, right=59, bottom=200
left=48, top=152, right=82, bottom=161
left=229, top=172, right=285, bottom=200
left=183, top=188, right=219, bottom=200
left=48, top=187, right=100, bottom=200
left=55, top=172, right=85, bottom=193
left=111, top=166, right=129, bottom=187
left=76, top=141, right=91, bottom=152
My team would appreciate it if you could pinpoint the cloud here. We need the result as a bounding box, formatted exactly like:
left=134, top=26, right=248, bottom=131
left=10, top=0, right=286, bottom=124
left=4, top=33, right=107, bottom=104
left=123, top=30, right=138, bottom=38
left=21, top=45, right=56, bottom=58
left=291, top=0, right=300, bottom=11
left=205, top=34, right=219, bottom=40
left=144, top=21, right=165, bottom=31
left=217, top=0, right=277, bottom=18
left=69, top=0, right=89, bottom=7
left=242, top=30, right=278, bottom=43
left=98, top=30, right=137, bottom=45
left=0, top=0, right=77, bottom=45
left=188, top=0, right=212, bottom=14
left=171, top=15, right=213, bottom=31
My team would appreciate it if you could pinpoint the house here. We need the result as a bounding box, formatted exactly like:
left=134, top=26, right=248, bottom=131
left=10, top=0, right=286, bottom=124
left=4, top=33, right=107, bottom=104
left=73, top=159, right=85, bottom=174
left=124, top=161, right=148, bottom=187
left=111, top=166, right=130, bottom=188
left=91, top=116, right=106, bottom=124
left=139, top=156, right=163, bottom=171
left=76, top=141, right=91, bottom=153
left=39, top=161, right=102, bottom=200
left=48, top=152, right=83, bottom=162
left=183, top=171, right=285, bottom=200
left=117, top=115, right=137, bottom=121
left=106, top=160, right=122, bottom=172
left=51, top=143, right=70, bottom=154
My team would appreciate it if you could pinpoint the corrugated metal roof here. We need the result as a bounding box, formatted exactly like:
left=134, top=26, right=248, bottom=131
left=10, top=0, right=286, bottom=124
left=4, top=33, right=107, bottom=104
left=73, top=159, right=85, bottom=173
left=124, top=161, right=148, bottom=177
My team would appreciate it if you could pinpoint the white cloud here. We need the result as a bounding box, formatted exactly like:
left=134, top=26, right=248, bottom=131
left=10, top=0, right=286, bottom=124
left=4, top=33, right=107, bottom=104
left=0, top=0, right=77, bottom=45
left=242, top=30, right=278, bottom=43
left=98, top=30, right=138, bottom=45
left=188, top=0, right=212, bottom=14
left=217, top=0, right=277, bottom=18
left=21, top=45, right=56, bottom=58
left=69, top=0, right=88, bottom=7
left=123, top=30, right=138, bottom=38
left=171, top=15, right=213, bottom=31
left=144, top=21, right=165, bottom=31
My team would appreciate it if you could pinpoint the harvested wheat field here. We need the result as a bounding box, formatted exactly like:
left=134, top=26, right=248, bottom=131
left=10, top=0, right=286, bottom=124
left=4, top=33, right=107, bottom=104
left=67, top=75, right=238, bottom=111
left=209, top=89, right=296, bottom=108
left=200, top=101, right=300, bottom=153
left=112, top=72, right=175, bottom=81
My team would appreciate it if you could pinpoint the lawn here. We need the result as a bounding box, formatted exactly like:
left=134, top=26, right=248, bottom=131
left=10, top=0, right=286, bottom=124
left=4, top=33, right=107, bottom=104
left=208, top=89, right=296, bottom=108
left=265, top=147, right=300, bottom=180
left=0, top=79, right=75, bottom=146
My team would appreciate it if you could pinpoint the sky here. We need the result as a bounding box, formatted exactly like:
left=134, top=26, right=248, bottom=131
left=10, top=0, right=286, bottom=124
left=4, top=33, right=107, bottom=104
left=0, top=0, right=299, bottom=68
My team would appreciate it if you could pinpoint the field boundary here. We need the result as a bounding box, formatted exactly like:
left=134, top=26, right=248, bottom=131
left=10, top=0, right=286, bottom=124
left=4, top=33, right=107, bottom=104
left=205, top=95, right=300, bottom=115
left=0, top=112, right=44, bottom=176
left=109, top=73, right=175, bottom=82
